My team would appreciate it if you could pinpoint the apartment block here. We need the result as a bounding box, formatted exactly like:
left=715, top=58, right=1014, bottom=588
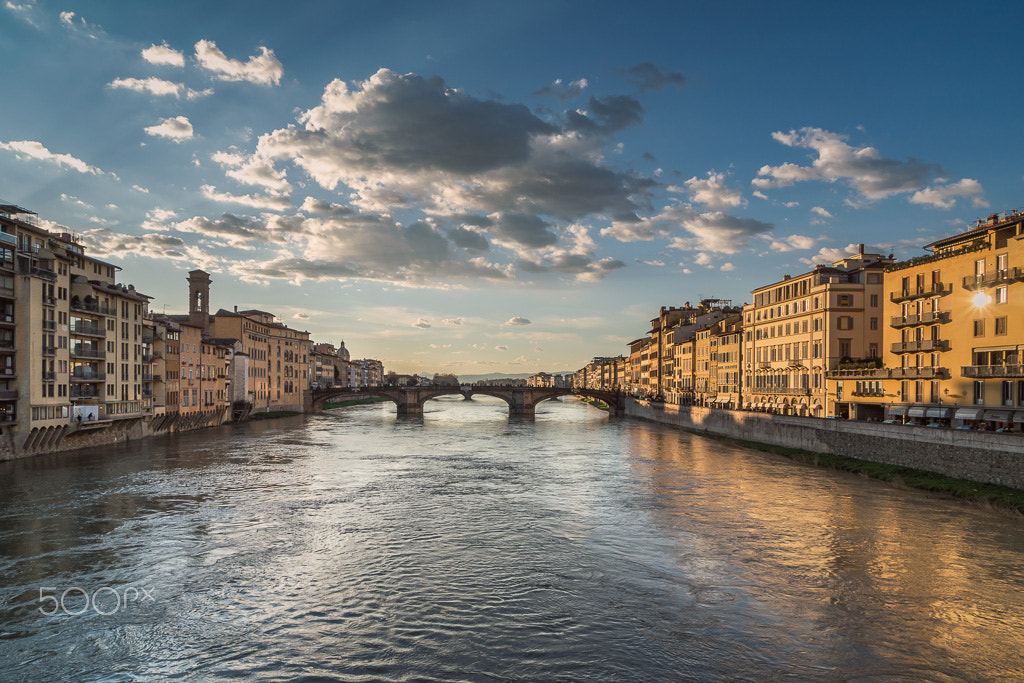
left=743, top=247, right=892, bottom=417
left=833, top=211, right=1024, bottom=427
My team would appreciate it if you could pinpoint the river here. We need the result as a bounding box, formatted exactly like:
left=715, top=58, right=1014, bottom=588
left=1, top=396, right=1022, bottom=681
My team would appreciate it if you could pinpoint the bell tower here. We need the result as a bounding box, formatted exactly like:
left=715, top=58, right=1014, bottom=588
left=187, top=269, right=211, bottom=334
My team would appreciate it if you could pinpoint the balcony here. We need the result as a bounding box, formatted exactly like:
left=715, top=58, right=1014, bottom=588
left=0, top=390, right=18, bottom=401
left=764, top=387, right=811, bottom=395
left=890, top=282, right=951, bottom=303
left=70, top=347, right=105, bottom=360
left=29, top=266, right=57, bottom=281
left=890, top=339, right=949, bottom=354
left=0, top=231, right=16, bottom=246
left=70, top=300, right=115, bottom=316
left=828, top=367, right=891, bottom=379
left=0, top=411, right=16, bottom=424
left=42, top=346, right=55, bottom=356
left=70, top=387, right=101, bottom=400
left=0, top=258, right=13, bottom=271
left=0, top=314, right=14, bottom=326
left=962, top=267, right=1024, bottom=291
left=42, top=371, right=56, bottom=381
left=891, top=366, right=946, bottom=379
left=70, top=322, right=105, bottom=337
left=851, top=389, right=886, bottom=397
left=42, top=295, right=56, bottom=306
left=41, top=320, right=56, bottom=331
left=71, top=369, right=105, bottom=382
left=962, top=364, right=1024, bottom=378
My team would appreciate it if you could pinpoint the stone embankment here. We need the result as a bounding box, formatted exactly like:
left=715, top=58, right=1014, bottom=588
left=627, top=399, right=1024, bottom=490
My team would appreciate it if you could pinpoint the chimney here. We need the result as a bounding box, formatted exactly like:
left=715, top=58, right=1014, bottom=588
left=234, top=305, right=237, bottom=313
left=858, top=243, right=864, bottom=255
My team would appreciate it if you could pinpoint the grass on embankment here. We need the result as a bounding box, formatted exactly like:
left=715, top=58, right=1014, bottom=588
left=678, top=427, right=1024, bottom=516
left=579, top=397, right=609, bottom=411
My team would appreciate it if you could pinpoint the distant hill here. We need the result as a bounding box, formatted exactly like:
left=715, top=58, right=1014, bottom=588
left=457, top=371, right=574, bottom=383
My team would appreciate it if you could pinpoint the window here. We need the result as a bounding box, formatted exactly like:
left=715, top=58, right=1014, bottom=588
left=837, top=316, right=854, bottom=330
left=870, top=317, right=878, bottom=330
left=839, top=339, right=851, bottom=358
left=996, top=317, right=1008, bottom=336
left=870, top=294, right=879, bottom=307
left=974, top=381, right=984, bottom=405
left=974, top=320, right=985, bottom=337
left=837, top=294, right=853, bottom=306
left=1003, top=381, right=1013, bottom=407
left=995, top=286, right=1008, bottom=304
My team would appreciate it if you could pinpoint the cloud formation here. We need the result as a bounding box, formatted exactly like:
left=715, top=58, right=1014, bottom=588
left=753, top=127, right=983, bottom=208
left=683, top=172, right=744, bottom=209
left=0, top=139, right=103, bottom=174
left=144, top=116, right=194, bottom=141
left=194, top=40, right=283, bottom=86
left=623, top=62, right=686, bottom=91
left=142, top=42, right=185, bottom=67
left=109, top=77, right=209, bottom=99
left=910, top=178, right=988, bottom=209
left=505, top=317, right=531, bottom=326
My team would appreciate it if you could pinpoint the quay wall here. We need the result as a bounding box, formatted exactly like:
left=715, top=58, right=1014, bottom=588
left=626, top=399, right=1024, bottom=490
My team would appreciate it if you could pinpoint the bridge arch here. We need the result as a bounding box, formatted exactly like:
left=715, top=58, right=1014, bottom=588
left=306, top=385, right=624, bottom=418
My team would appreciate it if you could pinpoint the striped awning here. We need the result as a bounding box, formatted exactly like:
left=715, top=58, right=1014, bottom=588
left=984, top=409, right=1012, bottom=423
left=908, top=406, right=928, bottom=418
left=887, top=406, right=909, bottom=417
left=926, top=407, right=952, bottom=419
left=954, top=408, right=982, bottom=421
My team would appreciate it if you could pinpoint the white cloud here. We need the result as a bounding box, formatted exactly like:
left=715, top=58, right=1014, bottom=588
left=412, top=318, right=431, bottom=329
left=142, top=42, right=185, bottom=67
left=694, top=252, right=713, bottom=265
left=505, top=317, right=531, bottom=326
left=0, top=139, right=103, bottom=174
left=200, top=185, right=292, bottom=211
left=194, top=40, right=283, bottom=86
left=720, top=262, right=735, bottom=271
left=494, top=345, right=510, bottom=351
left=441, top=317, right=464, bottom=326
left=909, top=178, right=988, bottom=209
left=799, top=243, right=862, bottom=266
left=753, top=127, right=946, bottom=203
left=767, top=234, right=817, bottom=252
left=684, top=171, right=743, bottom=209
left=109, top=77, right=209, bottom=99
left=212, top=151, right=292, bottom=195
left=811, top=206, right=832, bottom=219
left=144, top=115, right=194, bottom=141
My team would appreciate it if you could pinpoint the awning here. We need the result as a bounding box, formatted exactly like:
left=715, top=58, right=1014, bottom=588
left=1013, top=412, right=1024, bottom=424
left=926, top=407, right=953, bottom=419
left=984, top=409, right=1012, bottom=422
left=908, top=406, right=927, bottom=418
left=954, top=408, right=982, bottom=421
left=887, top=406, right=909, bottom=416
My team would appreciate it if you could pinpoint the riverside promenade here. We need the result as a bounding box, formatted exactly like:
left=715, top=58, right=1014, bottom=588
left=627, top=399, right=1024, bottom=490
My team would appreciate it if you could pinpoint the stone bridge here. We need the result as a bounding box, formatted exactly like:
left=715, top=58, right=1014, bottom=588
left=305, top=385, right=625, bottom=418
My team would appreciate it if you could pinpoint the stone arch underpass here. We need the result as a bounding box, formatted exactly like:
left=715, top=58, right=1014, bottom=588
left=305, top=386, right=624, bottom=418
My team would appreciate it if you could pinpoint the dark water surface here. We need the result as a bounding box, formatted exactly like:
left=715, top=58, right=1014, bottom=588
left=1, top=396, right=1022, bottom=681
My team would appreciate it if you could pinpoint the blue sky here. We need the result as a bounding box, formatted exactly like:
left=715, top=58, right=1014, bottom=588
left=2, top=1, right=1021, bottom=375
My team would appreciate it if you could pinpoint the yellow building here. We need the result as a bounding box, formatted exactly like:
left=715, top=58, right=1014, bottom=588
left=835, top=211, right=1024, bottom=428
left=711, top=315, right=743, bottom=410
left=744, top=248, right=892, bottom=417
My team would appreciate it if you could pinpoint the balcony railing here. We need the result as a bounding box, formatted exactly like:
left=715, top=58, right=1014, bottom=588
left=891, top=339, right=949, bottom=354
left=827, top=367, right=890, bottom=379
left=29, top=267, right=57, bottom=281
left=891, top=366, right=946, bottom=379
left=70, top=347, right=105, bottom=360
left=763, top=387, right=811, bottom=395
left=962, top=364, right=1024, bottom=378
left=71, top=369, right=106, bottom=382
left=70, top=301, right=116, bottom=316
left=70, top=387, right=100, bottom=399
left=42, top=371, right=56, bottom=381
left=70, top=323, right=105, bottom=337
left=42, top=295, right=57, bottom=306
left=851, top=389, right=886, bottom=397
left=42, top=346, right=55, bottom=356
left=962, top=267, right=1024, bottom=291
left=890, top=282, right=951, bottom=303
left=41, top=320, right=56, bottom=331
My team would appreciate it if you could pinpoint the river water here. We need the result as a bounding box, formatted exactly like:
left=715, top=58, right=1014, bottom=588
left=1, top=396, right=1022, bottom=681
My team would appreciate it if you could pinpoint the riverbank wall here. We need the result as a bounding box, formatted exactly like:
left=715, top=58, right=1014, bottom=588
left=626, top=399, right=1024, bottom=490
